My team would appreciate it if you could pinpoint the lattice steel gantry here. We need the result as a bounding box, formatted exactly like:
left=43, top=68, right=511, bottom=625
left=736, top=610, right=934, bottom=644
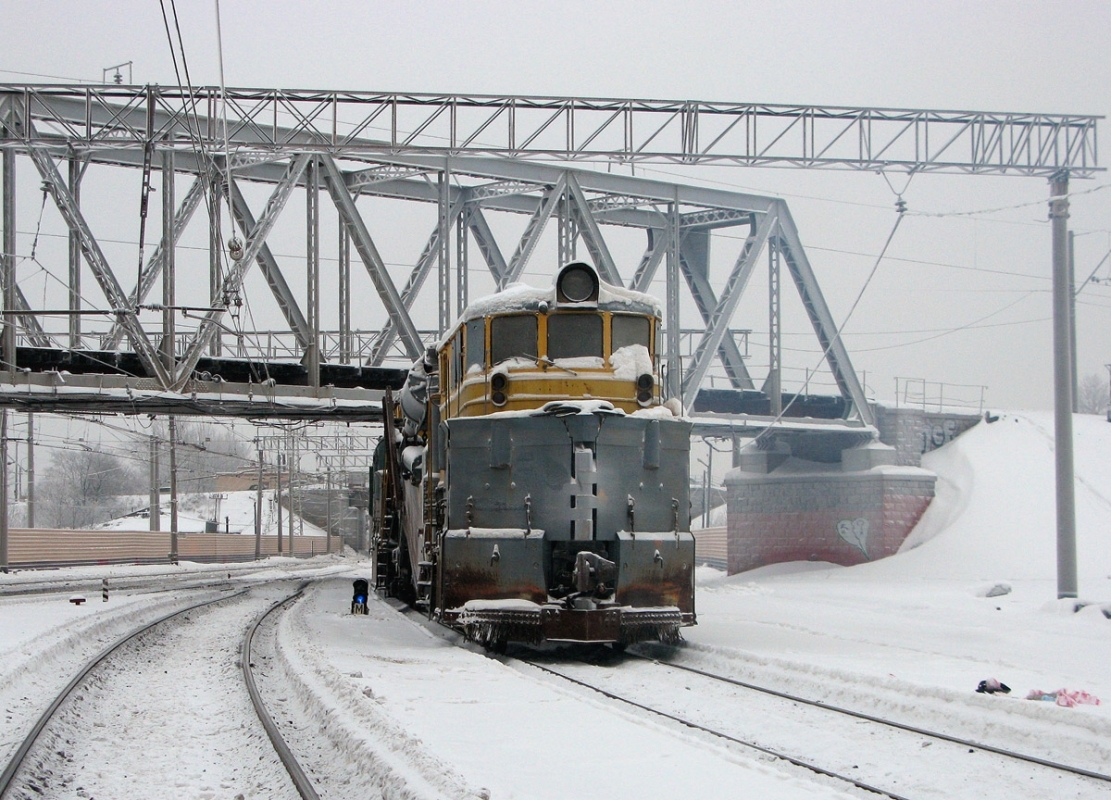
left=0, top=86, right=1101, bottom=422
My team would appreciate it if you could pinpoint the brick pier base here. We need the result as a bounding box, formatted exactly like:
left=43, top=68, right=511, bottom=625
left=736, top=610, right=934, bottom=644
left=724, top=443, right=936, bottom=574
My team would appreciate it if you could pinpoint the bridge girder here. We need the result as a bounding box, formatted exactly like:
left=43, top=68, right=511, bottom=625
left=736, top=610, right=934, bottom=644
left=1, top=85, right=1100, bottom=420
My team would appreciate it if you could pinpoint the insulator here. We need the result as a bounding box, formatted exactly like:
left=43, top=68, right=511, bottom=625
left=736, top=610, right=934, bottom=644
left=228, top=237, right=244, bottom=261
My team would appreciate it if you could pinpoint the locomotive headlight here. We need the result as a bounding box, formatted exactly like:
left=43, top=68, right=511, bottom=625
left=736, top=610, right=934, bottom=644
left=636, top=372, right=654, bottom=406
left=556, top=262, right=599, bottom=304
left=491, top=372, right=508, bottom=406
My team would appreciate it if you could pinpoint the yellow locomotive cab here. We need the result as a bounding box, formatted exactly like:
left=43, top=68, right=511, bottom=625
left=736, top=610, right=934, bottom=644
left=439, top=263, right=662, bottom=419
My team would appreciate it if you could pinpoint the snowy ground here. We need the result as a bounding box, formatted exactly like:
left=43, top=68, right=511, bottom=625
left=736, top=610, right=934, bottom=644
left=1, top=410, right=1109, bottom=798
left=94, top=489, right=328, bottom=537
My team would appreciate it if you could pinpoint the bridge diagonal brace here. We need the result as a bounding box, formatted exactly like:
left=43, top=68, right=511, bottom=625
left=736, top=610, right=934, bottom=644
left=565, top=172, right=621, bottom=285
left=11, top=286, right=50, bottom=348
left=775, top=200, right=873, bottom=425
left=680, top=214, right=776, bottom=406
left=631, top=228, right=666, bottom=292
left=105, top=174, right=206, bottom=349
left=465, top=204, right=509, bottom=284
left=173, top=152, right=312, bottom=389
left=369, top=194, right=466, bottom=365
left=26, top=145, right=172, bottom=387
left=320, top=155, right=423, bottom=362
left=226, top=176, right=312, bottom=349
left=502, top=174, right=566, bottom=287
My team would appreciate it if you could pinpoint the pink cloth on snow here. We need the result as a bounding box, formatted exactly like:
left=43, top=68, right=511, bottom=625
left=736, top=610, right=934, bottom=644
left=1025, top=688, right=1101, bottom=707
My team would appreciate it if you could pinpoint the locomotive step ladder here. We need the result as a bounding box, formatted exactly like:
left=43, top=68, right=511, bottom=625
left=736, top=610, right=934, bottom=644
left=374, top=538, right=393, bottom=593
left=415, top=560, right=435, bottom=609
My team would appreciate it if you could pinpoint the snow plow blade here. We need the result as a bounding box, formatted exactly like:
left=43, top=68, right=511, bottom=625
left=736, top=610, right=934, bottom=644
left=454, top=605, right=689, bottom=646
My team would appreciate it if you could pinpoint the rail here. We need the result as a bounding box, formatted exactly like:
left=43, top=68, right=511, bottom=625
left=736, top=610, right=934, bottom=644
left=0, top=589, right=249, bottom=798
left=241, top=586, right=321, bottom=800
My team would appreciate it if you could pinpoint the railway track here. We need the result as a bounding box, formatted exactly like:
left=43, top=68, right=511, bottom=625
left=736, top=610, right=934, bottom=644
left=511, top=646, right=1111, bottom=800
left=0, top=585, right=317, bottom=800
left=242, top=586, right=321, bottom=800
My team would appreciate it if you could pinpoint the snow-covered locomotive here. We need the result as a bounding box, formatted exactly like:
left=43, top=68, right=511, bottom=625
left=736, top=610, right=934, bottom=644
left=372, top=262, right=695, bottom=648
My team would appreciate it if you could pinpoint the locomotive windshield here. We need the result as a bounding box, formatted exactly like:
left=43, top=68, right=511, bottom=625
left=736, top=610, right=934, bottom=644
left=546, top=313, right=603, bottom=359
left=611, top=315, right=651, bottom=351
left=490, top=314, right=538, bottom=365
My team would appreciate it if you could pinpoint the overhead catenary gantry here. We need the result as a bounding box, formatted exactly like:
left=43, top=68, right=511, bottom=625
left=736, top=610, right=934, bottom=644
left=0, top=86, right=1101, bottom=423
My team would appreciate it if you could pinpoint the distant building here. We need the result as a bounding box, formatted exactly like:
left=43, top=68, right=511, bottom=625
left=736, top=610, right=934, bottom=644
left=215, top=469, right=278, bottom=492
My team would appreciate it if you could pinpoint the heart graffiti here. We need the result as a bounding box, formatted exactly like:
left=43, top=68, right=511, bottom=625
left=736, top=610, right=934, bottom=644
left=836, top=517, right=870, bottom=559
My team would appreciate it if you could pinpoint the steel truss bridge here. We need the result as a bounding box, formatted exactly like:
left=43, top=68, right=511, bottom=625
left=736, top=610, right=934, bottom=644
left=0, top=86, right=1101, bottom=422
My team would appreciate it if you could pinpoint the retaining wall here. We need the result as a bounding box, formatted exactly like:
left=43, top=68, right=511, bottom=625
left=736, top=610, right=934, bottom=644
left=724, top=462, right=935, bottom=574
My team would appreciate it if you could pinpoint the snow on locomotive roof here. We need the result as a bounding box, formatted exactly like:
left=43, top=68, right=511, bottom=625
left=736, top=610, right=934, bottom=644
left=459, top=272, right=661, bottom=323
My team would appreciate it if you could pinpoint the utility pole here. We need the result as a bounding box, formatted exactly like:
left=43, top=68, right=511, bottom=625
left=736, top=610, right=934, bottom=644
left=255, top=444, right=263, bottom=560
left=326, top=465, right=333, bottom=555
left=149, top=435, right=160, bottom=531
left=1069, top=231, right=1078, bottom=413
left=276, top=449, right=283, bottom=554
left=26, top=412, right=33, bottom=528
left=168, top=417, right=179, bottom=563
left=287, top=429, right=295, bottom=553
left=0, top=410, right=8, bottom=573
left=1050, top=174, right=1077, bottom=599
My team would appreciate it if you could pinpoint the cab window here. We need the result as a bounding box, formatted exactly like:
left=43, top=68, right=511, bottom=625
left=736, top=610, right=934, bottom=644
left=465, top=318, right=485, bottom=369
left=490, top=314, right=538, bottom=365
left=451, top=330, right=463, bottom=387
left=611, top=315, right=651, bottom=352
left=547, top=314, right=602, bottom=359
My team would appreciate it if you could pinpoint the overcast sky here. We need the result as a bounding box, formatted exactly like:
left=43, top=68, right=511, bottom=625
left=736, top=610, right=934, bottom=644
left=2, top=0, right=1109, bottom=415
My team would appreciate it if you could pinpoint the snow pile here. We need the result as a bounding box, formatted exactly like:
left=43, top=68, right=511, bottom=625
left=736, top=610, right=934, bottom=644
left=886, top=411, right=1111, bottom=583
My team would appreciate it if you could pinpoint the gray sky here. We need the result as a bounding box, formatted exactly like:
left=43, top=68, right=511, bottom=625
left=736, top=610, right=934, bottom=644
left=2, top=0, right=1109, bottom=412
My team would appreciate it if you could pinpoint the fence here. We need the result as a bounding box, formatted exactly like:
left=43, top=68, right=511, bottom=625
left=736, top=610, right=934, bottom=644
left=692, top=526, right=727, bottom=571
left=894, top=377, right=987, bottom=414
left=5, top=528, right=343, bottom=569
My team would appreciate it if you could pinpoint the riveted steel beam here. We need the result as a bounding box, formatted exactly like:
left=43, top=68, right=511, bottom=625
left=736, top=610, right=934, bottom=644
left=26, top=145, right=172, bottom=387
left=225, top=176, right=312, bottom=349
left=464, top=204, right=509, bottom=284
left=775, top=200, right=872, bottom=425
left=565, top=172, right=621, bottom=285
left=369, top=192, right=466, bottom=365
left=105, top=174, right=206, bottom=349
left=174, top=153, right=312, bottom=388
left=319, top=154, right=423, bottom=362
left=677, top=223, right=768, bottom=399
left=503, top=173, right=566, bottom=287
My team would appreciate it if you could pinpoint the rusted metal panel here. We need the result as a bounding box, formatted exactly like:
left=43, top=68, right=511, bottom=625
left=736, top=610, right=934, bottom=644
left=613, top=531, right=695, bottom=613
left=441, top=529, right=547, bottom=608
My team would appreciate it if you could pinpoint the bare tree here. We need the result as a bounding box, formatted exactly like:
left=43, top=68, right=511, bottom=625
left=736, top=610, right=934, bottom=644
left=134, top=419, right=252, bottom=493
left=38, top=449, right=141, bottom=529
left=1077, top=373, right=1110, bottom=415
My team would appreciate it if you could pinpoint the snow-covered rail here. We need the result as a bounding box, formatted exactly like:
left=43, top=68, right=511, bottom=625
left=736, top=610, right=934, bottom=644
left=628, top=650, right=1111, bottom=784
left=512, top=647, right=1111, bottom=800
left=242, top=586, right=321, bottom=800
left=517, top=654, right=914, bottom=800
left=0, top=589, right=249, bottom=798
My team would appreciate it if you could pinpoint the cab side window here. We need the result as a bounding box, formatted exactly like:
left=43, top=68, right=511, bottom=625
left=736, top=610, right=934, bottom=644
left=452, top=330, right=463, bottom=389
left=465, top=318, right=485, bottom=370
